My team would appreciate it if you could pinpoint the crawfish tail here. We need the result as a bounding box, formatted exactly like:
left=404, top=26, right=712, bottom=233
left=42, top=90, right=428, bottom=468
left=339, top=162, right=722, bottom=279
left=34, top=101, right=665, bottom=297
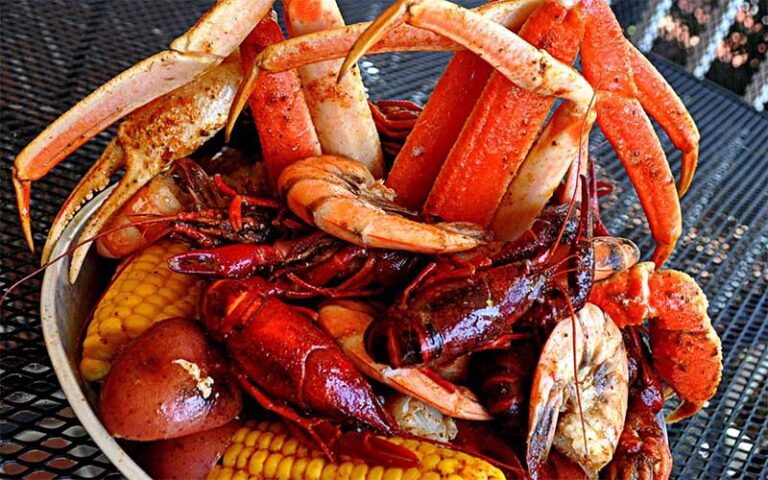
left=473, top=339, right=539, bottom=431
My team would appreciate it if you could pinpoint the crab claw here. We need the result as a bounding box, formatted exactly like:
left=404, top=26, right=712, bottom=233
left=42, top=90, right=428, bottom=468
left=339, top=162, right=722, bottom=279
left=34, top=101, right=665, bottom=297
left=50, top=55, right=243, bottom=282
left=13, top=0, right=276, bottom=254
left=579, top=0, right=688, bottom=266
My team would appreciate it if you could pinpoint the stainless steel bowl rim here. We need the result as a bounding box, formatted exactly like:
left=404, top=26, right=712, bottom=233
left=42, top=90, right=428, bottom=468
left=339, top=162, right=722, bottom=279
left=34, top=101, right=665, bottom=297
left=41, top=188, right=151, bottom=480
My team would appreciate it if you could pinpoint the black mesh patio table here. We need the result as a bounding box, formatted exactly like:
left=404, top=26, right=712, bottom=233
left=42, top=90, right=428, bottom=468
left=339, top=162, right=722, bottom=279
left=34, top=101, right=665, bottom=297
left=1, top=1, right=767, bottom=478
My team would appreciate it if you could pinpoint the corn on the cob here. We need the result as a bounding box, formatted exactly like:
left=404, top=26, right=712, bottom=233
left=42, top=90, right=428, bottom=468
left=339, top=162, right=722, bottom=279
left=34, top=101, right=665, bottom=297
left=207, top=420, right=505, bottom=480
left=80, top=240, right=204, bottom=381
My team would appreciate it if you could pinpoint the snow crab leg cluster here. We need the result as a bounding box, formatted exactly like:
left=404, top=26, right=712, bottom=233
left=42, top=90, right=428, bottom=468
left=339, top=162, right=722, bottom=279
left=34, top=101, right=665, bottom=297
left=13, top=0, right=720, bottom=478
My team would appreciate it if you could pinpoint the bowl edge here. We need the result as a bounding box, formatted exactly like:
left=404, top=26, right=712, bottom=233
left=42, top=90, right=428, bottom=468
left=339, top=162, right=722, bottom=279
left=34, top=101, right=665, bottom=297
left=40, top=189, right=152, bottom=480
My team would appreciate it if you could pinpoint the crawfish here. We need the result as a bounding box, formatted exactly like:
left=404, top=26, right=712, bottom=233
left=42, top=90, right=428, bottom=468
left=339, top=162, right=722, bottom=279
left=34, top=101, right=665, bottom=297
left=200, top=276, right=418, bottom=467
left=364, top=199, right=597, bottom=368
left=169, top=232, right=424, bottom=300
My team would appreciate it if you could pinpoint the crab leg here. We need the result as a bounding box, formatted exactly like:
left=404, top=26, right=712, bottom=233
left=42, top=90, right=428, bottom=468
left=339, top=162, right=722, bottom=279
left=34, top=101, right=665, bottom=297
left=58, top=56, right=243, bottom=282
left=282, top=0, right=384, bottom=177
left=340, top=0, right=593, bottom=116
left=579, top=0, right=681, bottom=266
left=423, top=1, right=583, bottom=225
left=243, top=1, right=543, bottom=73
left=338, top=0, right=594, bottom=227
left=492, top=102, right=594, bottom=240
left=13, top=0, right=275, bottom=252
left=238, top=14, right=321, bottom=187
left=628, top=42, right=700, bottom=197
left=386, top=0, right=543, bottom=210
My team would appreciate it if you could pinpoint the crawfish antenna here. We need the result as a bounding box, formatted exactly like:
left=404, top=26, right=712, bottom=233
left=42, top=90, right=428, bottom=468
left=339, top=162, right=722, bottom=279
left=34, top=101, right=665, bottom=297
left=578, top=174, right=593, bottom=241
left=0, top=215, right=184, bottom=311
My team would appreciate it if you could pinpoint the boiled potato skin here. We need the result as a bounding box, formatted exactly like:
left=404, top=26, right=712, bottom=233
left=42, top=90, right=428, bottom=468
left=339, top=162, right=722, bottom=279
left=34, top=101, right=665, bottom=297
left=99, top=318, right=242, bottom=441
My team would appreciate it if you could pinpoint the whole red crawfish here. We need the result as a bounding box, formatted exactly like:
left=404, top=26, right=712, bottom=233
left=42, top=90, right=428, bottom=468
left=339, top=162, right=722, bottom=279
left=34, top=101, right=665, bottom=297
left=199, top=275, right=419, bottom=467
left=168, top=230, right=424, bottom=298
left=364, top=200, right=596, bottom=368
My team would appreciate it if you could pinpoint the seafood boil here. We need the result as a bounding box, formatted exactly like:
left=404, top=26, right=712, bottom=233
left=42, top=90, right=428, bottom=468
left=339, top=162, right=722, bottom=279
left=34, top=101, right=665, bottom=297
left=13, top=0, right=722, bottom=478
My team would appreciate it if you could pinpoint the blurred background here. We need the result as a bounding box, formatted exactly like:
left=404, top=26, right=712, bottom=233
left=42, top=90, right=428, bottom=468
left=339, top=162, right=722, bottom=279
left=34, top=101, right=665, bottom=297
left=614, top=0, right=767, bottom=111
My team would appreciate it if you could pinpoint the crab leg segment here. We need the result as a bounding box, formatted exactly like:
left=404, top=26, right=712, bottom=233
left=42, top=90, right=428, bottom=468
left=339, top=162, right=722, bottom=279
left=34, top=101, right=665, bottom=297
left=424, top=1, right=583, bottom=225
left=492, top=102, right=594, bottom=240
left=247, top=0, right=543, bottom=73
left=59, top=57, right=243, bottom=282
left=239, top=14, right=321, bottom=187
left=579, top=0, right=681, bottom=266
left=628, top=43, right=700, bottom=197
left=13, top=0, right=274, bottom=252
left=340, top=0, right=593, bottom=112
left=283, top=0, right=384, bottom=177
left=386, top=52, right=493, bottom=210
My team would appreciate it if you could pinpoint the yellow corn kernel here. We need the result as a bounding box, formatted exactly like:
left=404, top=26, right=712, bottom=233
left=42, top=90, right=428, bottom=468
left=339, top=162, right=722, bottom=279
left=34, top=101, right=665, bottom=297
left=224, top=443, right=244, bottom=467
left=207, top=420, right=505, bottom=480
left=276, top=457, right=295, bottom=480
left=368, top=467, right=384, bottom=480
left=337, top=463, right=354, bottom=479
left=79, top=358, right=109, bottom=381
left=79, top=240, right=204, bottom=382
left=351, top=464, right=369, bottom=480
left=306, top=458, right=325, bottom=480
left=321, top=465, right=338, bottom=480
left=382, top=469, right=402, bottom=480
left=238, top=447, right=255, bottom=469
left=291, top=458, right=309, bottom=479
left=248, top=450, right=269, bottom=476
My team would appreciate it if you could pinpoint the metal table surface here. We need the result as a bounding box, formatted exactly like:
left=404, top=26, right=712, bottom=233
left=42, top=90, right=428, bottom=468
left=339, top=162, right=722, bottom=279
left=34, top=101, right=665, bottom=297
left=1, top=1, right=767, bottom=478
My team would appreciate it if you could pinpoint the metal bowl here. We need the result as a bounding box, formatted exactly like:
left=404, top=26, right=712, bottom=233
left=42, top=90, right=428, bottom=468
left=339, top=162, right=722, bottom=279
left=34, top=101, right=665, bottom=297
left=40, top=189, right=151, bottom=480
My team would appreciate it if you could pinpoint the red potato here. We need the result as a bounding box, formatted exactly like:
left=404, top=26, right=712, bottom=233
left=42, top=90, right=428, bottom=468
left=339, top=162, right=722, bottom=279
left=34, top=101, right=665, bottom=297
left=99, top=318, right=242, bottom=441
left=133, top=421, right=240, bottom=480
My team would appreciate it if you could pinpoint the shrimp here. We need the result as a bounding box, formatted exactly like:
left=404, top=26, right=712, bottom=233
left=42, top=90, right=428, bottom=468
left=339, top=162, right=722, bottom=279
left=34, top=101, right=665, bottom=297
left=589, top=262, right=722, bottom=422
left=278, top=155, right=489, bottom=253
left=317, top=300, right=491, bottom=421
left=527, top=303, right=629, bottom=478
left=96, top=168, right=187, bottom=259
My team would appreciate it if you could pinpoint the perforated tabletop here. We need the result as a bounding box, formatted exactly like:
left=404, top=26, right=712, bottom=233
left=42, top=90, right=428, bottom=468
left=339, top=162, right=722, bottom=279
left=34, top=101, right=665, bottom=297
left=1, top=1, right=767, bottom=479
